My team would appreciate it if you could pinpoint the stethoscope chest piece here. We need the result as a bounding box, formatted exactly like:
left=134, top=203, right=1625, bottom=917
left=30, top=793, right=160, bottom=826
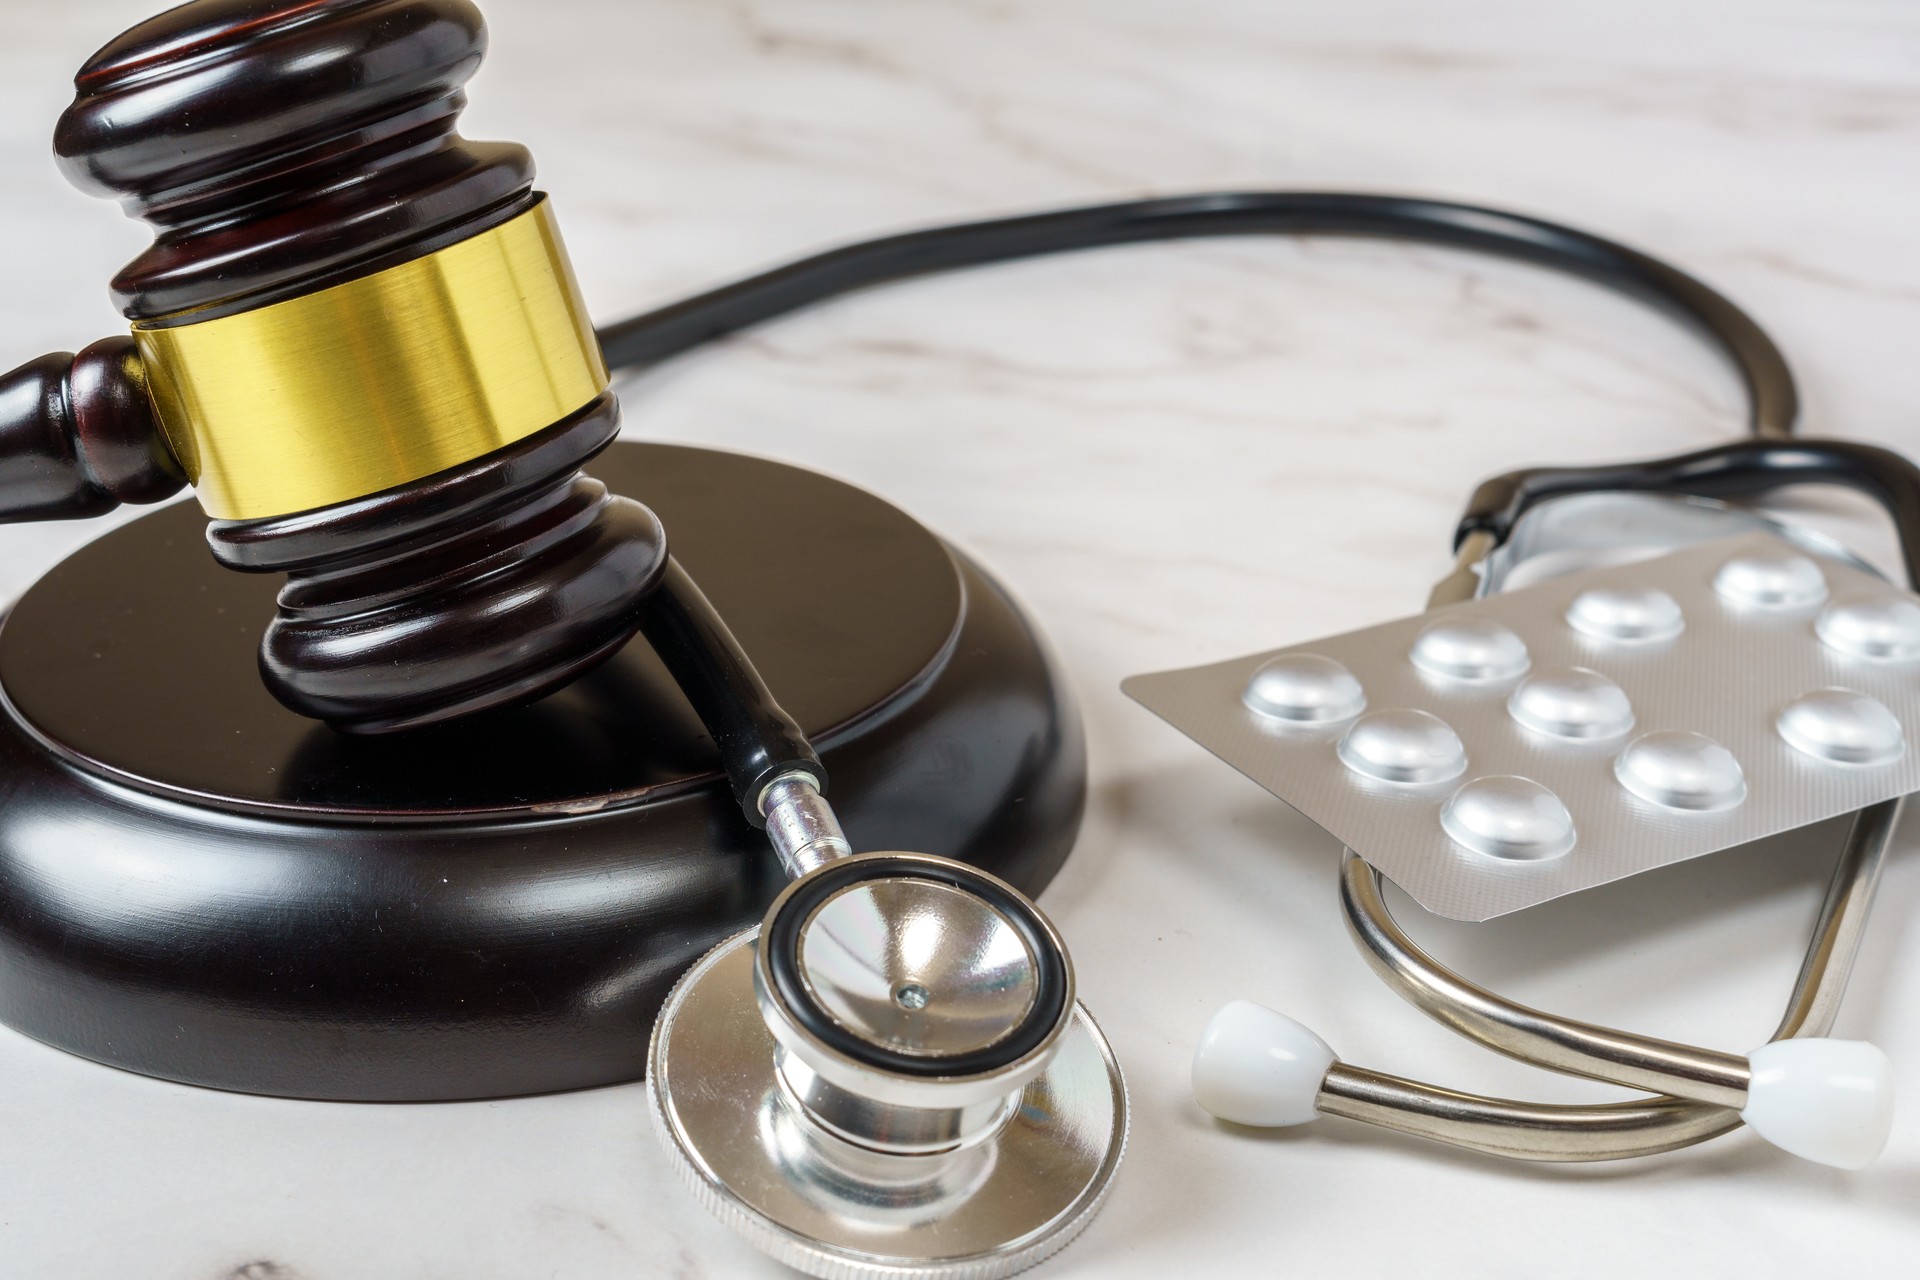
left=647, top=851, right=1128, bottom=1279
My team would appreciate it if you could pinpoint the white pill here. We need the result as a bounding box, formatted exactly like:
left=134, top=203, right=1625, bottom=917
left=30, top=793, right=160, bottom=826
left=1508, top=668, right=1635, bottom=740
left=1777, top=688, right=1905, bottom=765
left=1614, top=731, right=1747, bottom=811
left=1714, top=551, right=1828, bottom=610
left=1243, top=654, right=1365, bottom=724
left=1337, top=709, right=1468, bottom=785
left=1567, top=586, right=1685, bottom=643
left=1815, top=595, right=1920, bottom=660
left=1409, top=617, right=1531, bottom=682
left=1441, top=776, right=1576, bottom=862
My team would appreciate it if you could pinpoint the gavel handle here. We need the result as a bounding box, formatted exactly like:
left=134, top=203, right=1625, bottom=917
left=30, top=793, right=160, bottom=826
left=0, top=337, right=183, bottom=521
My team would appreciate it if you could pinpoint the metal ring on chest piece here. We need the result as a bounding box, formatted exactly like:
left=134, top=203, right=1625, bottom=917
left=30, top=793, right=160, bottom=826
left=646, top=851, right=1128, bottom=1280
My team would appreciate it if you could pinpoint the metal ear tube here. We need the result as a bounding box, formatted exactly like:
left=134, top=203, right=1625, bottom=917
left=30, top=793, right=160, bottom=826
left=1191, top=484, right=1912, bottom=1170
left=1192, top=821, right=1896, bottom=1166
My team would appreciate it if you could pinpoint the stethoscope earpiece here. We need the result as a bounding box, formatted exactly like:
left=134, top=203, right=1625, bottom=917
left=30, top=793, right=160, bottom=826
left=648, top=849, right=1128, bottom=1279
left=1192, top=1001, right=1336, bottom=1131
left=1740, top=1039, right=1896, bottom=1171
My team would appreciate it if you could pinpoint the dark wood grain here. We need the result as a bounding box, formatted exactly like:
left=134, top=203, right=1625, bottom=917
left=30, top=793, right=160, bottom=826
left=236, top=395, right=670, bottom=732
left=5, top=0, right=672, bottom=730
left=0, top=342, right=182, bottom=520
left=0, top=443, right=1085, bottom=1099
left=55, top=0, right=534, bottom=322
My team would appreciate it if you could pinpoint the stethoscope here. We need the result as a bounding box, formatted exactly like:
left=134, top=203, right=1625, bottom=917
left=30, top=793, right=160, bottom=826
left=1195, top=488, right=1903, bottom=1167
left=588, top=193, right=1915, bottom=1277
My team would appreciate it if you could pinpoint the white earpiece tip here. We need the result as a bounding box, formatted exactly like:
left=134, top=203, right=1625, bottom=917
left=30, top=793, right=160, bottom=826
left=1741, top=1038, right=1895, bottom=1170
left=1192, top=1000, right=1337, bottom=1127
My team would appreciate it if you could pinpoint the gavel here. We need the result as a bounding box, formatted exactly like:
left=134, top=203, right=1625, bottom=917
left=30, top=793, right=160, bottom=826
left=0, top=0, right=667, bottom=735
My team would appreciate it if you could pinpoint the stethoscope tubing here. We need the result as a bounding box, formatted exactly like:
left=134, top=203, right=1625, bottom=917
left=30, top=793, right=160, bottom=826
left=590, top=189, right=1823, bottom=817
left=592, top=190, right=1905, bottom=1162
left=594, top=191, right=1798, bottom=442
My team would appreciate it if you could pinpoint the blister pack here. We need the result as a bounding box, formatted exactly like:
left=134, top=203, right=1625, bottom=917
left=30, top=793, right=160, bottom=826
left=1125, top=530, right=1920, bottom=920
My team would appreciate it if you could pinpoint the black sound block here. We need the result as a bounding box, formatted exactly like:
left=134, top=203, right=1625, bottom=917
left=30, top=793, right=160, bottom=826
left=0, top=443, right=1085, bottom=1100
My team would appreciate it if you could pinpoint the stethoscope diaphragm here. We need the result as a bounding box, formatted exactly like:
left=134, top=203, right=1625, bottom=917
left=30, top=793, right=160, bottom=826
left=647, top=850, right=1127, bottom=1279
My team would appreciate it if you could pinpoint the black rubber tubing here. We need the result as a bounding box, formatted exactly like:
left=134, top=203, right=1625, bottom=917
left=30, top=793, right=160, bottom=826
left=591, top=191, right=1887, bottom=817
left=595, top=191, right=1798, bottom=441
left=634, top=556, right=822, bottom=826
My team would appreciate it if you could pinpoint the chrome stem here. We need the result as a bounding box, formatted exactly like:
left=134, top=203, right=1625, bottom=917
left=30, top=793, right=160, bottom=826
left=774, top=1047, right=1018, bottom=1156
left=760, top=771, right=852, bottom=879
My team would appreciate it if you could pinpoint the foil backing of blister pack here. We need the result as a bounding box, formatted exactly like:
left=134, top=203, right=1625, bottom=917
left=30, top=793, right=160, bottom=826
left=1124, top=530, right=1920, bottom=921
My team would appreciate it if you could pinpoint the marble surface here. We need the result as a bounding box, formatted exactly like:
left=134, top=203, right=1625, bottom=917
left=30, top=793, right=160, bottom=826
left=3, top=1, right=1919, bottom=1277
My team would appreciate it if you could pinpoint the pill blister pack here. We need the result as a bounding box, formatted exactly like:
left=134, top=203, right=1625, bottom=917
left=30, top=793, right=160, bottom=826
left=1124, top=530, right=1920, bottom=921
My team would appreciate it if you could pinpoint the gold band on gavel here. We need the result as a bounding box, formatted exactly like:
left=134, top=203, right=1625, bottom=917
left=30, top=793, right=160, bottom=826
left=133, top=198, right=609, bottom=521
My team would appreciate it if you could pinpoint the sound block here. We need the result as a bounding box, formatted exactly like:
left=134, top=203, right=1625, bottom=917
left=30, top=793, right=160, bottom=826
left=0, top=443, right=1085, bottom=1100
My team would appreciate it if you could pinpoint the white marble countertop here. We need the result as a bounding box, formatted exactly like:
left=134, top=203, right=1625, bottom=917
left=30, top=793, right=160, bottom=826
left=3, top=1, right=1918, bottom=1277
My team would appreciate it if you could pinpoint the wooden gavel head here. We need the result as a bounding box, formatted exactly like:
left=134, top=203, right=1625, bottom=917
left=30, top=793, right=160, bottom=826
left=0, top=0, right=666, bottom=733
